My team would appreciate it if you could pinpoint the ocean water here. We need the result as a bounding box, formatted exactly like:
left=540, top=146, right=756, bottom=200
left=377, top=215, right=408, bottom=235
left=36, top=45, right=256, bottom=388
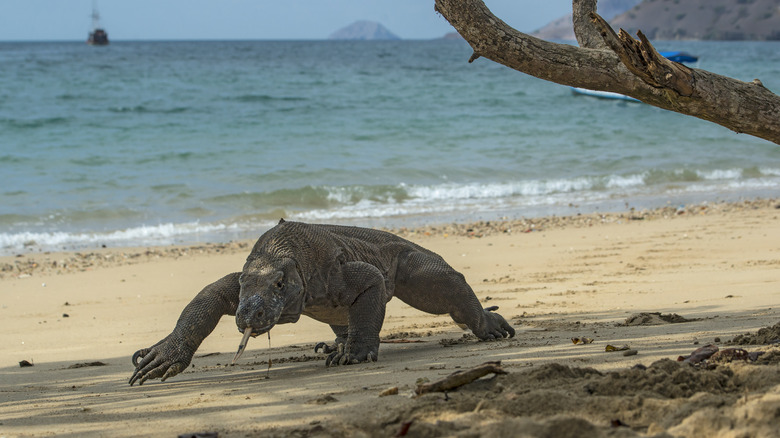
left=1, top=40, right=779, bottom=254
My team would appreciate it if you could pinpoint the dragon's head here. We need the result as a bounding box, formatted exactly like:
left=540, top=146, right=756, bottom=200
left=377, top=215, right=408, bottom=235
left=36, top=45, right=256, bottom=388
left=234, top=255, right=304, bottom=338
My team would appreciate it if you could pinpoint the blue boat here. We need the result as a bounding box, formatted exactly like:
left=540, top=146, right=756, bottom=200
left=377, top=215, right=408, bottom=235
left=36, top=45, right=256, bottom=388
left=571, top=51, right=698, bottom=101
left=658, top=51, right=698, bottom=64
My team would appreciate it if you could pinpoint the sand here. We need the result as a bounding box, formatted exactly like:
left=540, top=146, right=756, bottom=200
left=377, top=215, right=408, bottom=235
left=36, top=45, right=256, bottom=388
left=1, top=199, right=779, bottom=437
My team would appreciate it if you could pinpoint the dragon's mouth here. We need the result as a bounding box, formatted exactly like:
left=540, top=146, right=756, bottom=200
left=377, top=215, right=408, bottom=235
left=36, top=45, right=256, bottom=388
left=231, top=326, right=271, bottom=364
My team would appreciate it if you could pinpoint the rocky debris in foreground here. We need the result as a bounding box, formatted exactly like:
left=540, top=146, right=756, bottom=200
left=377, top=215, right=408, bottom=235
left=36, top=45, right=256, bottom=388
left=730, top=321, right=780, bottom=346
left=260, top=350, right=780, bottom=438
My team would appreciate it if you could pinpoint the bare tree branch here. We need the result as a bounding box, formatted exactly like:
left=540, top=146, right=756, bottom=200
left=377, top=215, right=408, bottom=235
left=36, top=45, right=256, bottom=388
left=434, top=0, right=780, bottom=145
left=572, top=0, right=607, bottom=49
left=590, top=13, right=694, bottom=96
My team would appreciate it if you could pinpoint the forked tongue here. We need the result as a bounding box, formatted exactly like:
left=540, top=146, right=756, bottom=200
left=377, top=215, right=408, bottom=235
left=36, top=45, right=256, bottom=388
left=232, top=327, right=254, bottom=365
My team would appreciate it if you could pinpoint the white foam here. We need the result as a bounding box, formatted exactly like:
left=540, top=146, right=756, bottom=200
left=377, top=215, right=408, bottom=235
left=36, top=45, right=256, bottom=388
left=295, top=169, right=780, bottom=223
left=0, top=221, right=241, bottom=253
left=294, top=179, right=623, bottom=222
left=698, top=168, right=743, bottom=180
left=406, top=177, right=605, bottom=201
left=606, top=174, right=646, bottom=188
left=5, top=168, right=779, bottom=254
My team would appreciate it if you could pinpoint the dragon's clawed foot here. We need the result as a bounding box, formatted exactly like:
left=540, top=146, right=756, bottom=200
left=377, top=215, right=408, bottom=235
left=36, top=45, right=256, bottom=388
left=129, top=337, right=193, bottom=386
left=323, top=342, right=378, bottom=366
left=476, top=306, right=516, bottom=340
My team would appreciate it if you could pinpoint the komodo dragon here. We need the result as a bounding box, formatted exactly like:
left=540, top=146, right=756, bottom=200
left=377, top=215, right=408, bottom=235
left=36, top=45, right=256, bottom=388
left=129, top=220, right=514, bottom=385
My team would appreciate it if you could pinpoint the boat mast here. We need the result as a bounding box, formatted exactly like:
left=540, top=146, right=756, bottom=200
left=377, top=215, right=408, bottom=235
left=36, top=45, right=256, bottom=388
left=91, top=1, right=101, bottom=30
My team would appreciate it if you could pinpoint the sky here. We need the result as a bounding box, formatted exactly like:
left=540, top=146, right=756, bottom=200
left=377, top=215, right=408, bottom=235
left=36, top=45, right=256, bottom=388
left=0, top=1, right=574, bottom=41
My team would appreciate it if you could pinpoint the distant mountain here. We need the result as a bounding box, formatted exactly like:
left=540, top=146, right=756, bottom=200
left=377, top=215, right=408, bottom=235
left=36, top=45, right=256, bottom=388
left=440, top=32, right=464, bottom=40
left=532, top=0, right=641, bottom=40
left=329, top=20, right=401, bottom=40
left=534, top=0, right=780, bottom=41
left=612, top=0, right=780, bottom=40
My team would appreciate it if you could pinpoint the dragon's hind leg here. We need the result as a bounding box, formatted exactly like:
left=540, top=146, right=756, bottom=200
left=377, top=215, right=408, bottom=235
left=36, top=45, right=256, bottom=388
left=393, top=251, right=514, bottom=340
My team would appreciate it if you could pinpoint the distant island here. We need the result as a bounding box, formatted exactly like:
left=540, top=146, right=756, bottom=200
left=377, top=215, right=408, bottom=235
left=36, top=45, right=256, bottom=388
left=612, top=0, right=780, bottom=40
left=534, top=0, right=780, bottom=41
left=329, top=20, right=401, bottom=40
left=440, top=32, right=464, bottom=40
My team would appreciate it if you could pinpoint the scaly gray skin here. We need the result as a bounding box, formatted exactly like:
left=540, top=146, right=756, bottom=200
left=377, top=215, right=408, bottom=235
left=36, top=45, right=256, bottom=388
left=129, top=220, right=515, bottom=385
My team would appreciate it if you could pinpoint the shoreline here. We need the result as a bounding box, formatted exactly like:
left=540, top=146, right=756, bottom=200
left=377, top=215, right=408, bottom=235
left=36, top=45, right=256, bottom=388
left=3, top=185, right=778, bottom=256
left=3, top=197, right=777, bottom=280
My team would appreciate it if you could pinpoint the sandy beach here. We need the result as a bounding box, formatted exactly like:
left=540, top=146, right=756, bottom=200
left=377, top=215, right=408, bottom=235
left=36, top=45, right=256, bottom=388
left=2, top=199, right=779, bottom=437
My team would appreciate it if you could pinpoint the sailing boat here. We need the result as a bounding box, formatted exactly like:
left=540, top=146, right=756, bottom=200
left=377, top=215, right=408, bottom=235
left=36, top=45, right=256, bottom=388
left=87, top=2, right=109, bottom=45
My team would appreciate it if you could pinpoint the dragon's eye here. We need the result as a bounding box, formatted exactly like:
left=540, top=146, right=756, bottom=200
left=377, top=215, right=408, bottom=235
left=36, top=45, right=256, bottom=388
left=276, top=280, right=284, bottom=289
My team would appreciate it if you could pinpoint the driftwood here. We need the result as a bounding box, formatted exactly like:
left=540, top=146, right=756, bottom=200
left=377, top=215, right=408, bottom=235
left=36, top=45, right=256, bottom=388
left=433, top=0, right=780, bottom=145
left=415, top=361, right=506, bottom=395
left=678, top=344, right=719, bottom=364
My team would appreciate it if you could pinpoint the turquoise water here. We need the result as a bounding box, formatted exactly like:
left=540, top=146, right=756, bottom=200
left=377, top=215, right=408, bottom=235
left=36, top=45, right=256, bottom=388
left=1, top=40, right=779, bottom=253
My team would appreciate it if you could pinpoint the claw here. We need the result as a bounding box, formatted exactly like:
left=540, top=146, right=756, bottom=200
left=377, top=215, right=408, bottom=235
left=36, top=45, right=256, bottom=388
left=129, top=365, right=149, bottom=386
left=131, top=348, right=148, bottom=367
left=314, top=342, right=329, bottom=354
left=161, top=364, right=182, bottom=382
left=129, top=349, right=153, bottom=386
left=325, top=343, right=346, bottom=367
left=232, top=327, right=254, bottom=365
